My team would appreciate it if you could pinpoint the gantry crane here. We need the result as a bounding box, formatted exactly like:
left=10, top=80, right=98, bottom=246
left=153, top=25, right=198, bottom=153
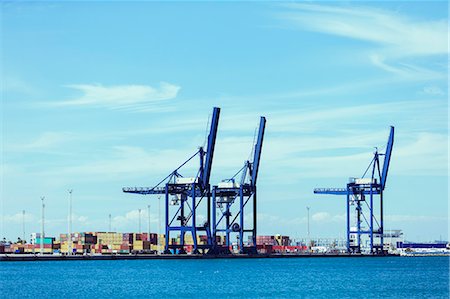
left=211, top=116, right=266, bottom=254
left=314, top=126, right=394, bottom=254
left=123, top=107, right=220, bottom=254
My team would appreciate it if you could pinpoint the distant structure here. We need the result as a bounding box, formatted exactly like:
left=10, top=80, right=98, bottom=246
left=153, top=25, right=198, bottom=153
left=314, top=126, right=394, bottom=254
left=211, top=116, right=266, bottom=254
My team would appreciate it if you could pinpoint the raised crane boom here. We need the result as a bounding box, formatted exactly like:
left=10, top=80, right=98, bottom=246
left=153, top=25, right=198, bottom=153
left=381, top=126, right=394, bottom=190
left=211, top=115, right=266, bottom=254
left=251, top=117, right=266, bottom=187
left=202, top=107, right=220, bottom=189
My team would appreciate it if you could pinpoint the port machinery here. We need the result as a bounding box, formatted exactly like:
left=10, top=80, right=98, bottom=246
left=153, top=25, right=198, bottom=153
left=123, top=107, right=220, bottom=254
left=314, top=126, right=394, bottom=255
left=211, top=116, right=266, bottom=254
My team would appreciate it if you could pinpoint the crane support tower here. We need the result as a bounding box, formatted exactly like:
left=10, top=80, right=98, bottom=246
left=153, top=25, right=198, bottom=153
left=211, top=116, right=266, bottom=254
left=123, top=107, right=220, bottom=254
left=314, top=126, right=394, bottom=255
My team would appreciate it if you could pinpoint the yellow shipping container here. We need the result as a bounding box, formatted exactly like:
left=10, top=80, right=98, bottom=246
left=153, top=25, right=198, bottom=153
left=134, top=240, right=143, bottom=250
left=151, top=244, right=164, bottom=251
left=34, top=248, right=52, bottom=253
left=157, top=235, right=166, bottom=246
left=96, top=232, right=123, bottom=246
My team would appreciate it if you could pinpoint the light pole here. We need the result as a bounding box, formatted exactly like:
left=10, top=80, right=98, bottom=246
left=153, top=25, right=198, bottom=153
left=307, top=206, right=310, bottom=250
left=40, top=197, right=45, bottom=255
left=22, top=210, right=25, bottom=243
left=109, top=214, right=112, bottom=232
left=138, top=209, right=142, bottom=234
left=68, top=189, right=73, bottom=255
left=147, top=205, right=151, bottom=238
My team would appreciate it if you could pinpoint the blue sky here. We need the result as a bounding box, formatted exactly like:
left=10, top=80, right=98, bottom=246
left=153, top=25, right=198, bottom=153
left=1, top=1, right=448, bottom=242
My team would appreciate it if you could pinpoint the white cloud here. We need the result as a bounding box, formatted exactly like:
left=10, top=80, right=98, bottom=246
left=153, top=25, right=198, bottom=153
left=267, top=131, right=447, bottom=180
left=257, top=212, right=306, bottom=227
left=2, top=76, right=36, bottom=95
left=5, top=99, right=445, bottom=185
left=369, top=54, right=444, bottom=80
left=42, top=145, right=200, bottom=181
left=312, top=212, right=330, bottom=222
left=385, top=214, right=447, bottom=222
left=422, top=86, right=445, bottom=96
left=49, top=82, right=180, bottom=110
left=77, top=215, right=89, bottom=223
left=393, top=132, right=448, bottom=176
left=5, top=131, right=75, bottom=152
left=311, top=212, right=345, bottom=223
left=279, top=3, right=447, bottom=56
left=277, top=3, right=447, bottom=77
left=112, top=209, right=163, bottom=231
left=3, top=212, right=36, bottom=223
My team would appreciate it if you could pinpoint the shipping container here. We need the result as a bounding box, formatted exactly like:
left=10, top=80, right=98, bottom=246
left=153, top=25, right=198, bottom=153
left=35, top=237, right=54, bottom=245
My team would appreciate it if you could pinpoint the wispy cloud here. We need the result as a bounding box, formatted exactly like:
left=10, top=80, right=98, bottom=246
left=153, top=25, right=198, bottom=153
left=266, top=131, right=448, bottom=181
left=277, top=3, right=448, bottom=78
left=4, top=99, right=446, bottom=185
left=385, top=214, right=448, bottom=223
left=5, top=131, right=75, bottom=152
left=311, top=212, right=345, bottom=223
left=279, top=3, right=447, bottom=56
left=422, top=85, right=445, bottom=96
left=2, top=75, right=37, bottom=95
left=369, top=54, right=444, bottom=80
left=47, top=82, right=180, bottom=110
left=113, top=209, right=161, bottom=231
left=31, top=145, right=201, bottom=183
left=3, top=212, right=36, bottom=224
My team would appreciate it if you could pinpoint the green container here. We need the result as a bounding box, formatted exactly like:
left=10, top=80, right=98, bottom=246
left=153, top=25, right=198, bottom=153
left=36, top=238, right=53, bottom=245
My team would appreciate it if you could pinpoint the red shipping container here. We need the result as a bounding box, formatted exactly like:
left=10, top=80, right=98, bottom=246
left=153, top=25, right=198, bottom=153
left=141, top=233, right=148, bottom=241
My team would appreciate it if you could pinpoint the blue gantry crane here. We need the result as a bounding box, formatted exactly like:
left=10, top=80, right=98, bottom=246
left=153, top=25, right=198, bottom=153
left=211, top=116, right=266, bottom=254
left=314, top=126, right=394, bottom=254
left=123, top=107, right=220, bottom=254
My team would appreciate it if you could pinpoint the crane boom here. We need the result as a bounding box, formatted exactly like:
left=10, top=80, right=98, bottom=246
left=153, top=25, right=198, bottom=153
left=381, top=126, right=394, bottom=190
left=250, top=116, right=266, bottom=186
left=202, top=107, right=220, bottom=188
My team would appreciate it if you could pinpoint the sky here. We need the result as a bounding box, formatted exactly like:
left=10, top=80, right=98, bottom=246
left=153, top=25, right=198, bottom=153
left=1, top=1, right=448, bottom=243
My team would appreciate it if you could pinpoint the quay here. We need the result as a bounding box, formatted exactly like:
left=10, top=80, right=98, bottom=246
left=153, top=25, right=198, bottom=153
left=0, top=253, right=399, bottom=262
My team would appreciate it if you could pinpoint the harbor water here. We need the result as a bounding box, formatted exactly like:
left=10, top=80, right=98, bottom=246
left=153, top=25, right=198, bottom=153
left=1, top=256, right=448, bottom=298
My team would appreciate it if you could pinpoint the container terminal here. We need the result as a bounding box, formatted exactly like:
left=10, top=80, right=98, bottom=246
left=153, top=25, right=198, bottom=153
left=1, top=230, right=448, bottom=261
left=1, top=107, right=448, bottom=261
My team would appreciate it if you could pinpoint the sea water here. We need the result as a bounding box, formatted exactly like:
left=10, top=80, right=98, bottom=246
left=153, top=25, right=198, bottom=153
left=1, top=257, right=448, bottom=298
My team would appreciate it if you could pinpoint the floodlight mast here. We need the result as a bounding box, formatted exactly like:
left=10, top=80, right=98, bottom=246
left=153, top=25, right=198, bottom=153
left=68, top=189, right=73, bottom=255
left=40, top=196, right=45, bottom=255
